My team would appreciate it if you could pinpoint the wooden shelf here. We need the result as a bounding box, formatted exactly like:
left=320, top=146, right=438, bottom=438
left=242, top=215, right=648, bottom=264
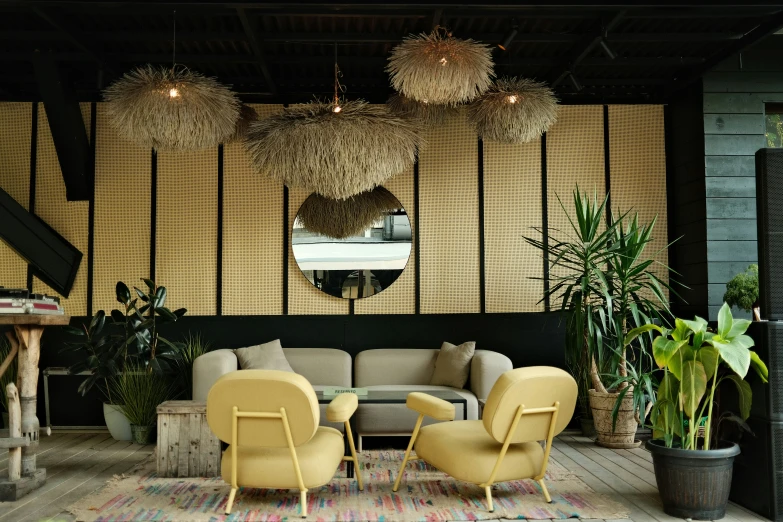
left=0, top=315, right=71, bottom=326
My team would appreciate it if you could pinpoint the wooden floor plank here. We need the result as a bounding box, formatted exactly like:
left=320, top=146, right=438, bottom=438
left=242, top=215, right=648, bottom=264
left=0, top=433, right=85, bottom=469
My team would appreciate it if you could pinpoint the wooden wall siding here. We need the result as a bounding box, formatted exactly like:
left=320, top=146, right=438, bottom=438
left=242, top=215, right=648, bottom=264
left=287, top=186, right=350, bottom=315
left=608, top=105, right=669, bottom=294
left=0, top=102, right=32, bottom=289
left=702, top=49, right=783, bottom=319
left=483, top=138, right=543, bottom=313
left=32, top=103, right=91, bottom=315
left=92, top=103, right=151, bottom=313
left=156, top=149, right=218, bottom=315
left=222, top=104, right=284, bottom=315
left=546, top=105, right=605, bottom=309
left=418, top=109, right=481, bottom=314
left=355, top=165, right=416, bottom=315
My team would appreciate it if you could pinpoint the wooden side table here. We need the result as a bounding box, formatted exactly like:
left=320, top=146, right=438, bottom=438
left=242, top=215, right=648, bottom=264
left=0, top=314, right=70, bottom=500
left=157, top=401, right=221, bottom=478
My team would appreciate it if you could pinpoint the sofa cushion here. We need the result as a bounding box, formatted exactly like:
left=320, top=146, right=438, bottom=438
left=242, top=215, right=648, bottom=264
left=235, top=339, right=294, bottom=372
left=284, top=348, right=351, bottom=387
left=430, top=341, right=475, bottom=388
left=355, top=385, right=479, bottom=435
left=355, top=349, right=439, bottom=386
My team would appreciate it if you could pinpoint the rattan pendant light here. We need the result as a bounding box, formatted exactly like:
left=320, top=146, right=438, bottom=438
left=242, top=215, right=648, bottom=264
left=386, top=93, right=459, bottom=126
left=245, top=56, right=420, bottom=200
left=467, top=77, right=559, bottom=144
left=297, top=186, right=401, bottom=239
left=387, top=28, right=495, bottom=106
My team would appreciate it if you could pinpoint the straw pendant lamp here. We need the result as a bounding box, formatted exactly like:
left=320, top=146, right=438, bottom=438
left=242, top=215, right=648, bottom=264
left=245, top=59, right=420, bottom=200
left=387, top=27, right=495, bottom=106
left=467, top=77, right=559, bottom=144
left=386, top=93, right=459, bottom=126
left=296, top=186, right=402, bottom=239
left=103, top=14, right=240, bottom=150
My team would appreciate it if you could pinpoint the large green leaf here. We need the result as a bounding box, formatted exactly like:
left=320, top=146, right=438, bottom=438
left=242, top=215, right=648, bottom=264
left=697, top=345, right=719, bottom=380
left=717, top=302, right=733, bottom=339
left=115, top=281, right=131, bottom=305
left=710, top=338, right=751, bottom=378
left=727, top=318, right=752, bottom=339
left=624, top=324, right=663, bottom=347
left=683, top=316, right=708, bottom=334
left=653, top=337, right=687, bottom=369
left=725, top=374, right=752, bottom=420
left=669, top=344, right=695, bottom=380
left=750, top=351, right=769, bottom=383
left=680, top=360, right=707, bottom=420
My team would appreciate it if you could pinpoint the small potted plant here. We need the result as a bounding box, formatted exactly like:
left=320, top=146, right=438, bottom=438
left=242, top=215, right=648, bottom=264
left=723, top=264, right=760, bottom=321
left=110, top=366, right=178, bottom=444
left=640, top=303, right=768, bottom=520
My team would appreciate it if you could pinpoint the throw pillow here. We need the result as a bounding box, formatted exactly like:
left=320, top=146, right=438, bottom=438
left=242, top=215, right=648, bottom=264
left=429, top=341, right=476, bottom=388
left=235, top=339, right=294, bottom=372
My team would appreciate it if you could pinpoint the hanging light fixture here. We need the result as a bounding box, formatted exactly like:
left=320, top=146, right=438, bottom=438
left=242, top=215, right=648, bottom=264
left=227, top=104, right=259, bottom=143
left=467, top=77, right=559, bottom=144
left=386, top=93, right=459, bottom=126
left=103, top=11, right=240, bottom=150
left=497, top=20, right=519, bottom=51
left=387, top=27, right=494, bottom=106
left=245, top=50, right=420, bottom=200
left=296, top=187, right=401, bottom=239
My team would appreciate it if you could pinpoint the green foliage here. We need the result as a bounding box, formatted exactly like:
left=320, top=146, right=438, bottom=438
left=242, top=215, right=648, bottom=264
left=62, top=279, right=187, bottom=399
left=723, top=264, right=758, bottom=313
left=160, top=332, right=212, bottom=400
left=766, top=113, right=783, bottom=148
left=646, top=303, right=768, bottom=450
left=0, top=334, right=17, bottom=413
left=110, top=367, right=179, bottom=426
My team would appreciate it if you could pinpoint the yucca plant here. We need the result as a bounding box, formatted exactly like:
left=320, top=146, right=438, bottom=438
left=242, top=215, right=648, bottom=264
left=110, top=367, right=178, bottom=427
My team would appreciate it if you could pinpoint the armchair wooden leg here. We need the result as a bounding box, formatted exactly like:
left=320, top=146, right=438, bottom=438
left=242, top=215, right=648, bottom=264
left=538, top=479, right=552, bottom=503
left=225, top=487, right=237, bottom=515
left=393, top=413, right=424, bottom=492
left=344, top=421, right=363, bottom=491
left=485, top=485, right=494, bottom=512
left=300, top=490, right=308, bottom=517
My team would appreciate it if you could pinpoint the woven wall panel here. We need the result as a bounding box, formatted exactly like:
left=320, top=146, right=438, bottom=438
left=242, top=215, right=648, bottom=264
left=355, top=164, right=416, bottom=314
left=156, top=148, right=218, bottom=315
left=419, top=109, right=480, bottom=314
left=484, top=139, right=543, bottom=312
left=223, top=104, right=284, bottom=315
left=546, top=105, right=605, bottom=309
left=0, top=102, right=32, bottom=289
left=609, top=105, right=669, bottom=290
left=93, top=102, right=151, bottom=313
left=288, top=186, right=350, bottom=315
left=32, top=103, right=91, bottom=315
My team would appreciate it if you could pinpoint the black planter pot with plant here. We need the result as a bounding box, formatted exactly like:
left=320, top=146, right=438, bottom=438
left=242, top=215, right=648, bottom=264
left=637, top=303, right=769, bottom=520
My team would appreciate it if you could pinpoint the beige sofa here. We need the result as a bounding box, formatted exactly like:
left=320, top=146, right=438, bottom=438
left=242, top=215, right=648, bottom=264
left=353, top=349, right=512, bottom=446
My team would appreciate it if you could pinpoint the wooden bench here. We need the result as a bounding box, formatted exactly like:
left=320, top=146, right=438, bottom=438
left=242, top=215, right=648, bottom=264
left=156, top=401, right=221, bottom=478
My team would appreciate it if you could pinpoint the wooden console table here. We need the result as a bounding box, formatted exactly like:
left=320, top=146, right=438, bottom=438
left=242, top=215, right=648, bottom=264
left=0, top=314, right=70, bottom=500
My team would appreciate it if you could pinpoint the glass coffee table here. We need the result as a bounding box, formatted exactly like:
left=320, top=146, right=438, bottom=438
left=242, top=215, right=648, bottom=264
left=315, top=389, right=469, bottom=478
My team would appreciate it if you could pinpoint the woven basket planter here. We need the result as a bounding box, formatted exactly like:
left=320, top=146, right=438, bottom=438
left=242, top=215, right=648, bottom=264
left=588, top=389, right=641, bottom=448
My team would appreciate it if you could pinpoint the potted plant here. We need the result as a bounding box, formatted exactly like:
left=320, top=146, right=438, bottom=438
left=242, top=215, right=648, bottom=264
left=641, top=303, right=768, bottom=520
left=161, top=332, right=212, bottom=400
left=723, top=264, right=760, bottom=321
left=110, top=366, right=177, bottom=444
left=63, top=279, right=186, bottom=440
left=525, top=187, right=674, bottom=446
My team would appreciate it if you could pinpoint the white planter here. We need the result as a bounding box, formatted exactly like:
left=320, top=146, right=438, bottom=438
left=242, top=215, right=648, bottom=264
left=103, top=403, right=132, bottom=441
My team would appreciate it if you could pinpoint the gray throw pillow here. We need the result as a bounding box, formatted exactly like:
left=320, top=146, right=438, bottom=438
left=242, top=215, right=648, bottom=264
left=235, top=339, right=294, bottom=372
left=429, top=341, right=476, bottom=388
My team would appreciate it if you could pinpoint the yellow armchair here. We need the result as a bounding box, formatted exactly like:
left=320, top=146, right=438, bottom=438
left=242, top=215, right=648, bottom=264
left=206, top=370, right=362, bottom=517
left=393, top=367, right=577, bottom=512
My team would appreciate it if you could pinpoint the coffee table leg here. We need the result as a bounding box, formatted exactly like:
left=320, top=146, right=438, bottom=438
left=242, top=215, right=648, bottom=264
left=345, top=417, right=355, bottom=479
left=464, top=400, right=468, bottom=420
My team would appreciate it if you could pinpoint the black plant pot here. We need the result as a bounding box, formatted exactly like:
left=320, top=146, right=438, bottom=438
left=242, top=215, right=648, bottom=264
left=646, top=439, right=740, bottom=520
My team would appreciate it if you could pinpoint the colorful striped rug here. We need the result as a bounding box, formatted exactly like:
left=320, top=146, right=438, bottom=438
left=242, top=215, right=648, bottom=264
left=68, top=450, right=629, bottom=521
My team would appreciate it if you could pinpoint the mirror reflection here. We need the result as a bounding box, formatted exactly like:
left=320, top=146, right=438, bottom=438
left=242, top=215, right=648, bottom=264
left=292, top=190, right=412, bottom=299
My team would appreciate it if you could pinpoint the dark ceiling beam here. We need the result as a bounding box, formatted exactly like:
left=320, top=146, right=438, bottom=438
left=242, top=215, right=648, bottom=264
left=605, top=32, right=742, bottom=42
left=667, top=8, right=783, bottom=95
left=29, top=6, right=106, bottom=67
left=236, top=7, right=277, bottom=94
left=548, top=10, right=627, bottom=88
left=429, top=8, right=443, bottom=30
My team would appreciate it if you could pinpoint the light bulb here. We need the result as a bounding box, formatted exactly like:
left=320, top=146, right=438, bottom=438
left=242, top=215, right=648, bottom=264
left=333, top=105, right=342, bottom=113
left=439, top=57, right=448, bottom=66
left=507, top=95, right=518, bottom=104
left=422, top=99, right=429, bottom=105
left=169, top=87, right=179, bottom=98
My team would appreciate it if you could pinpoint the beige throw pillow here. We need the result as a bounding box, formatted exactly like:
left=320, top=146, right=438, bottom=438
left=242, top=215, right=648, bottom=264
left=235, top=339, right=294, bottom=372
left=429, top=341, right=476, bottom=388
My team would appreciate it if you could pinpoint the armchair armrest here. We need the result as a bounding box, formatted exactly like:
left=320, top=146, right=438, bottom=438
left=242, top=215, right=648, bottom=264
left=470, top=350, right=513, bottom=401
left=406, top=392, right=455, bottom=421
left=326, top=393, right=358, bottom=423
left=193, top=349, right=238, bottom=401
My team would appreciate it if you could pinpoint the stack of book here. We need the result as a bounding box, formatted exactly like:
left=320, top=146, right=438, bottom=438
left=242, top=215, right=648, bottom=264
left=0, top=288, right=64, bottom=315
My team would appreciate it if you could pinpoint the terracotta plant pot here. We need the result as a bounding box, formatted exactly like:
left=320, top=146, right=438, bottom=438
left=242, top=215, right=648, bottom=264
left=588, top=389, right=640, bottom=448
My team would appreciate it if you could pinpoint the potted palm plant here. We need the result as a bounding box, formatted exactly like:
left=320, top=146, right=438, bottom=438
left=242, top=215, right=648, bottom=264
left=640, top=303, right=768, bottom=520
left=525, top=187, right=674, bottom=447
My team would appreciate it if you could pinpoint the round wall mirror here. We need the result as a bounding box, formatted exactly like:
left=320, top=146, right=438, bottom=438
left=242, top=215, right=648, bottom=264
left=292, top=189, right=412, bottom=299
